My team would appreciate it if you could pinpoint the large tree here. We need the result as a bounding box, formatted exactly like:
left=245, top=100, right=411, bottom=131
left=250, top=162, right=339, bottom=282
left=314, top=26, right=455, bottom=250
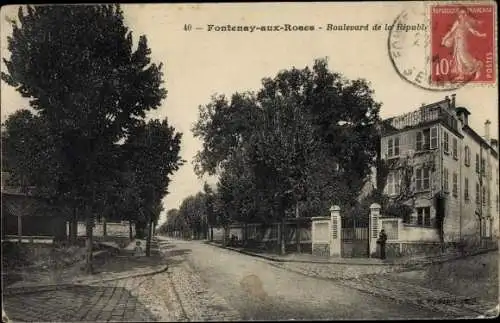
left=193, top=58, right=381, bottom=255
left=122, top=118, right=183, bottom=254
left=2, top=5, right=167, bottom=273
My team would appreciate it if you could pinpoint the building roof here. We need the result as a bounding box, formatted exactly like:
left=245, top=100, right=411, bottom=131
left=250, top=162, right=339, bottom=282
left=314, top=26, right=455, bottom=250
left=380, top=96, right=498, bottom=159
left=455, top=106, right=471, bottom=116
left=462, top=125, right=498, bottom=158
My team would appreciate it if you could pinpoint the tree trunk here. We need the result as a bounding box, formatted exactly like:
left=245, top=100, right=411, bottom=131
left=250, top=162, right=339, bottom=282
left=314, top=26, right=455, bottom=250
left=68, top=220, right=73, bottom=243
left=72, top=219, right=78, bottom=242
left=85, top=211, right=94, bottom=275
left=295, top=202, right=301, bottom=253
left=129, top=221, right=133, bottom=240
left=17, top=215, right=22, bottom=243
left=223, top=225, right=229, bottom=246
left=210, top=226, right=214, bottom=241
left=296, top=221, right=301, bottom=253
left=280, top=216, right=286, bottom=255
left=103, top=216, right=107, bottom=237
left=242, top=223, right=246, bottom=247
left=146, top=219, right=153, bottom=257
left=70, top=207, right=78, bottom=244
left=68, top=206, right=77, bottom=245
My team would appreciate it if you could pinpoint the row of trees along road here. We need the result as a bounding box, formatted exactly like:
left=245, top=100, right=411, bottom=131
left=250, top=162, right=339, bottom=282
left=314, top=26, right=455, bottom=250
left=159, top=59, right=383, bottom=255
left=1, top=5, right=184, bottom=273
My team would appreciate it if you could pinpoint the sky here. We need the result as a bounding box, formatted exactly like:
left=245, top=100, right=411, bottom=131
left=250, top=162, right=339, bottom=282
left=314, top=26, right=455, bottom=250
left=1, top=3, right=498, bottom=225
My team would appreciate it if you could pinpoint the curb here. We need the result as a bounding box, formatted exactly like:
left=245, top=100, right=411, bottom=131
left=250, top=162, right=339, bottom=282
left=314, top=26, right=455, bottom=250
left=4, top=261, right=168, bottom=296
left=205, top=242, right=396, bottom=265
left=73, top=263, right=169, bottom=285
left=206, top=241, right=497, bottom=267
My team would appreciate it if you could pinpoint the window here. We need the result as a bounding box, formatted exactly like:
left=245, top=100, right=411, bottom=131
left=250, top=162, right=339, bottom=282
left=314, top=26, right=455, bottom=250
left=416, top=207, right=431, bottom=227
left=416, top=128, right=434, bottom=151
left=443, top=167, right=449, bottom=192
left=481, top=158, right=486, bottom=175
left=386, top=172, right=400, bottom=196
left=464, top=146, right=471, bottom=166
left=487, top=189, right=491, bottom=208
left=416, top=132, right=423, bottom=151
left=387, top=137, right=399, bottom=158
left=452, top=172, right=458, bottom=197
left=476, top=183, right=481, bottom=205
left=452, top=138, right=458, bottom=159
left=430, top=127, right=438, bottom=149
left=482, top=218, right=491, bottom=238
left=482, top=187, right=486, bottom=206
left=416, top=167, right=430, bottom=191
left=464, top=177, right=469, bottom=201
left=443, top=132, right=449, bottom=154
left=476, top=154, right=480, bottom=173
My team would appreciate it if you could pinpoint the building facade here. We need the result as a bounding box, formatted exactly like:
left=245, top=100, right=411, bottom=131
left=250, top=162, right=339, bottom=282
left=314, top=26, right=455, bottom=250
left=380, top=94, right=499, bottom=245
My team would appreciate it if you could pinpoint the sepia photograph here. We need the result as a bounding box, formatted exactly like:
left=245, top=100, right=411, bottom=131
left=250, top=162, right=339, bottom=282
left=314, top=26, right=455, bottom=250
left=1, top=2, right=498, bottom=321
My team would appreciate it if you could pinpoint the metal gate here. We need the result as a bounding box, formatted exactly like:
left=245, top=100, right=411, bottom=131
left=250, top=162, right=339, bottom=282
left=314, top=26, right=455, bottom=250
left=341, top=214, right=369, bottom=257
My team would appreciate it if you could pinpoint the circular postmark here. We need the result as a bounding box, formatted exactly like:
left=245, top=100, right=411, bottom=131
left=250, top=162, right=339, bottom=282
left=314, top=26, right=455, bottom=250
left=388, top=4, right=471, bottom=91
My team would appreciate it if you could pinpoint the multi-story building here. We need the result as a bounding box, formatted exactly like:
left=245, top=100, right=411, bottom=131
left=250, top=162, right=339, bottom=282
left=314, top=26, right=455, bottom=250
left=379, top=94, right=499, bottom=246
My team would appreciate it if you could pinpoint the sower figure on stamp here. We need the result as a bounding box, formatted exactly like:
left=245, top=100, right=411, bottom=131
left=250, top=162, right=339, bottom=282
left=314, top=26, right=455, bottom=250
left=441, top=8, right=487, bottom=81
left=377, top=229, right=388, bottom=260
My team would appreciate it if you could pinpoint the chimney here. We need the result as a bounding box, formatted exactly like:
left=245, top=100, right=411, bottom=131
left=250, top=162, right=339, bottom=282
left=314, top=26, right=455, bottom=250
left=485, top=120, right=491, bottom=142
left=445, top=95, right=453, bottom=111
left=451, top=94, right=456, bottom=109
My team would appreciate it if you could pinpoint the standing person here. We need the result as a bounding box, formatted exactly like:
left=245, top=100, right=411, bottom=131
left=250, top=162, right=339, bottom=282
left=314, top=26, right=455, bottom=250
left=377, top=229, right=388, bottom=260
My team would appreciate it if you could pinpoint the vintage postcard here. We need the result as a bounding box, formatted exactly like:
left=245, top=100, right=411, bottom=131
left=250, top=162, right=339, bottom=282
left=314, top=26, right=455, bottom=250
left=1, top=1, right=498, bottom=322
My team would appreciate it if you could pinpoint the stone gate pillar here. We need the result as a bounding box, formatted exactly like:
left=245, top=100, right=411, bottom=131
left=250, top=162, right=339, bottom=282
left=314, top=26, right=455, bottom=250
left=369, top=203, right=381, bottom=257
left=330, top=205, right=341, bottom=257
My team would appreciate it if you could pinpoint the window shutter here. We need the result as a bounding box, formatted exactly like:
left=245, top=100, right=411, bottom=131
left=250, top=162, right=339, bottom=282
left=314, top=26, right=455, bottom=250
left=381, top=138, right=388, bottom=158
left=416, top=132, right=422, bottom=151
left=430, top=126, right=438, bottom=149
left=396, top=137, right=401, bottom=156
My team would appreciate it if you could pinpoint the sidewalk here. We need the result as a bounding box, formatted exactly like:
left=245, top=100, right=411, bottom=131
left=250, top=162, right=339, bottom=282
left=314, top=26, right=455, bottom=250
left=4, top=237, right=167, bottom=295
left=3, top=237, right=177, bottom=322
left=205, top=241, right=497, bottom=268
